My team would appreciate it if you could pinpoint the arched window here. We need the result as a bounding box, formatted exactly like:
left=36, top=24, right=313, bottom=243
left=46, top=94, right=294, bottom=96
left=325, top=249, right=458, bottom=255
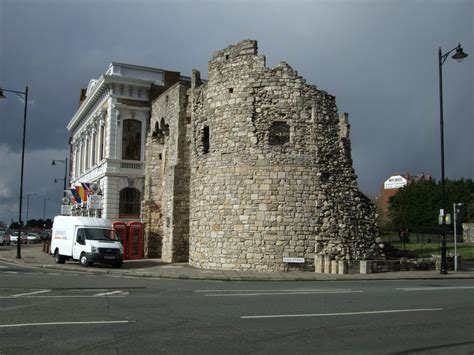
left=122, top=119, right=142, bottom=161
left=119, top=188, right=141, bottom=218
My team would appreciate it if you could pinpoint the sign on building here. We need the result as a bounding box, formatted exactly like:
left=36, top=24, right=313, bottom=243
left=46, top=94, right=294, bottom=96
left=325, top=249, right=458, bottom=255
left=88, top=195, right=102, bottom=209
left=384, top=175, right=408, bottom=190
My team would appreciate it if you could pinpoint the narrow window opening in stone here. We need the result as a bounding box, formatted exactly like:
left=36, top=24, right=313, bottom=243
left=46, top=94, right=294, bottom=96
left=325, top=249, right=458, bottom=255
left=269, top=121, right=290, bottom=145
left=225, top=54, right=229, bottom=60
left=202, top=126, right=210, bottom=154
left=165, top=95, right=169, bottom=103
left=228, top=88, right=233, bottom=93
left=159, top=153, right=162, bottom=160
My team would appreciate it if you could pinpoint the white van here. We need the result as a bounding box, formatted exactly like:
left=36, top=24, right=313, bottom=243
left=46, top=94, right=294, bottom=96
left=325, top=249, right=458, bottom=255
left=50, top=216, right=123, bottom=268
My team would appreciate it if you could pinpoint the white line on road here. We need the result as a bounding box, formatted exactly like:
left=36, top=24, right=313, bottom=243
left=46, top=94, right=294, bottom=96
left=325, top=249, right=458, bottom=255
left=398, top=286, right=474, bottom=291
left=0, top=320, right=134, bottom=328
left=241, top=308, right=443, bottom=319
left=196, top=289, right=354, bottom=293
left=0, top=295, right=127, bottom=299
left=205, top=290, right=363, bottom=297
left=11, top=289, right=51, bottom=297
left=94, top=290, right=129, bottom=296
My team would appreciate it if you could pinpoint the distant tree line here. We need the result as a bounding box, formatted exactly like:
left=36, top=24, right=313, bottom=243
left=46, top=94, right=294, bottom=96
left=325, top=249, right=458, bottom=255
left=388, top=179, right=474, bottom=234
left=9, top=219, right=53, bottom=230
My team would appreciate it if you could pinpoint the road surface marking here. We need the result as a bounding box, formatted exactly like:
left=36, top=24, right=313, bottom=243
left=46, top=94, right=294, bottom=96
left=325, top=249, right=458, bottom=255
left=11, top=289, right=51, bottom=297
left=196, top=289, right=354, bottom=293
left=94, top=290, right=129, bottom=296
left=204, top=290, right=363, bottom=297
left=0, top=320, right=134, bottom=328
left=3, top=271, right=18, bottom=274
left=241, top=308, right=443, bottom=319
left=398, top=286, right=474, bottom=291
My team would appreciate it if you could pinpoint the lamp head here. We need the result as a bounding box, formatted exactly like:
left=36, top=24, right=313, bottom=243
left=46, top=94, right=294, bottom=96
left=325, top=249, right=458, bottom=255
left=452, top=44, right=468, bottom=62
left=0, top=90, right=5, bottom=101
left=51, top=160, right=56, bottom=165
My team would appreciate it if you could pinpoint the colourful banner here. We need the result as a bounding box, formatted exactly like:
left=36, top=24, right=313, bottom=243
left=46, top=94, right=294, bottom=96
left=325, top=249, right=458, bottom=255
left=70, top=188, right=81, bottom=204
left=75, top=185, right=87, bottom=203
left=66, top=190, right=77, bottom=205
left=81, top=182, right=91, bottom=192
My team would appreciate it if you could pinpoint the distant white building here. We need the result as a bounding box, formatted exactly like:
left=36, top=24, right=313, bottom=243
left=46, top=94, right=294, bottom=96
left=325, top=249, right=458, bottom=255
left=67, top=62, right=185, bottom=221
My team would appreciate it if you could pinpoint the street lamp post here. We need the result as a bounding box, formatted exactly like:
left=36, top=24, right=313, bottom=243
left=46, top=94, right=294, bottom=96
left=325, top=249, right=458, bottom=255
left=0, top=86, right=29, bottom=259
left=437, top=43, right=468, bottom=275
left=43, top=197, right=51, bottom=220
left=52, top=158, right=68, bottom=197
left=26, top=193, right=37, bottom=228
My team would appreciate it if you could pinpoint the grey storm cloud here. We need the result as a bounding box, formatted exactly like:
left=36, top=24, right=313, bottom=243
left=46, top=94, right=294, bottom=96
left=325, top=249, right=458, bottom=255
left=0, top=0, right=473, bottom=223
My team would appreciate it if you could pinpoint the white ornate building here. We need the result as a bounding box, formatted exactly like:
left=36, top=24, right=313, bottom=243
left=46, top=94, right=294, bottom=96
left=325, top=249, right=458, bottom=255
left=67, top=62, right=184, bottom=221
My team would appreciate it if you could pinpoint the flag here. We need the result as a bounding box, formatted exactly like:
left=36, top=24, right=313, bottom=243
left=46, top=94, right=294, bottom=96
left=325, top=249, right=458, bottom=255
left=66, top=190, right=77, bottom=205
left=70, top=188, right=81, bottom=205
left=75, top=185, right=87, bottom=203
left=81, top=182, right=91, bottom=193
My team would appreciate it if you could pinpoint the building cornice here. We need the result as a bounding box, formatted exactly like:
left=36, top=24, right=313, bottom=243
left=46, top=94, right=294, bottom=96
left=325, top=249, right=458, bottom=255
left=67, top=73, right=159, bottom=133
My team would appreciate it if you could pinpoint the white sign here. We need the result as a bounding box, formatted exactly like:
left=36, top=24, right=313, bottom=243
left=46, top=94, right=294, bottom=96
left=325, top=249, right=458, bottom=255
left=88, top=195, right=102, bottom=209
left=61, top=205, right=72, bottom=216
left=283, top=257, right=305, bottom=263
left=384, top=175, right=408, bottom=189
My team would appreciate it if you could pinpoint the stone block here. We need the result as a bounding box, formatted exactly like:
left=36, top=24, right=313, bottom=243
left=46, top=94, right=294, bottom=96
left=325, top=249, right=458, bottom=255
left=324, top=258, right=332, bottom=274
left=338, top=260, right=348, bottom=274
left=315, top=254, right=325, bottom=273
left=360, top=260, right=373, bottom=274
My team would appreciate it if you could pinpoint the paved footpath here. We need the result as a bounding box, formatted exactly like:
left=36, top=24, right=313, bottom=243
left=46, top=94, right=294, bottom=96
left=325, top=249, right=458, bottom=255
left=1, top=244, right=474, bottom=281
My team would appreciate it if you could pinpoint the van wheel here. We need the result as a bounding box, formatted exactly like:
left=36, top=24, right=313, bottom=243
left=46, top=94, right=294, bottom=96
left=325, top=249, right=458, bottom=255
left=54, top=250, right=66, bottom=264
left=112, top=262, right=123, bottom=268
left=79, top=253, right=90, bottom=267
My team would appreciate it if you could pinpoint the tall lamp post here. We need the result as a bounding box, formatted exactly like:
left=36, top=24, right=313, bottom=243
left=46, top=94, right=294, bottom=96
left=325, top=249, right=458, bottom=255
left=438, top=43, right=468, bottom=274
left=25, top=193, right=37, bottom=228
left=0, top=86, right=29, bottom=259
left=51, top=158, right=68, bottom=197
left=43, top=197, right=51, bottom=220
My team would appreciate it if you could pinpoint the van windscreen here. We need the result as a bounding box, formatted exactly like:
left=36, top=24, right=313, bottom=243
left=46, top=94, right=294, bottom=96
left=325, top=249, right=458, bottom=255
left=80, top=228, right=117, bottom=241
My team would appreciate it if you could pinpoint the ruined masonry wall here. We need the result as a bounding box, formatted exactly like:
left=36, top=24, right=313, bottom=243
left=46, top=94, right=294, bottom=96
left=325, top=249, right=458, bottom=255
left=188, top=40, right=383, bottom=271
left=144, top=82, right=190, bottom=261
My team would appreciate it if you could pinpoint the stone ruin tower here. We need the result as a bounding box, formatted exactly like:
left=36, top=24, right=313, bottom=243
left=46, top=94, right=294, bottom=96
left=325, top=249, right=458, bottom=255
left=143, top=39, right=384, bottom=272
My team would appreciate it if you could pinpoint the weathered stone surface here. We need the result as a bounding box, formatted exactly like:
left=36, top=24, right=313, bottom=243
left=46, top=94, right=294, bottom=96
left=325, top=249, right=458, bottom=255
left=143, top=39, right=384, bottom=271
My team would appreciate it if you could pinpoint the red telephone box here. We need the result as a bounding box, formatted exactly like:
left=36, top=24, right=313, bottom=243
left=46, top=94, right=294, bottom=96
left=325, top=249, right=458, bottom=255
left=113, top=221, right=129, bottom=259
left=112, top=221, right=144, bottom=260
left=127, top=222, right=144, bottom=260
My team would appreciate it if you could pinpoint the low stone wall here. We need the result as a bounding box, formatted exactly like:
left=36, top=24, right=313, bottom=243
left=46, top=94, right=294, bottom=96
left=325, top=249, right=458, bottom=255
left=314, top=255, right=463, bottom=274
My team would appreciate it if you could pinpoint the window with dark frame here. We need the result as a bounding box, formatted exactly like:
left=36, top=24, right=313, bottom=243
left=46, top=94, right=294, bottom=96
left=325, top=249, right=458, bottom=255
left=119, top=188, right=141, bottom=218
left=122, top=119, right=142, bottom=161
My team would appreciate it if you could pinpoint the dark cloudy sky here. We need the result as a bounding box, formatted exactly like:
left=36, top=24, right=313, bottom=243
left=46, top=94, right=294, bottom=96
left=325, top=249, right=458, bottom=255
left=0, top=0, right=472, bottom=223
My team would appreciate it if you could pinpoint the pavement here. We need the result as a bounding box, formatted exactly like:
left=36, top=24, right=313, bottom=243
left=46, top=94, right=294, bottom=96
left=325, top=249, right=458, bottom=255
left=1, top=243, right=474, bottom=281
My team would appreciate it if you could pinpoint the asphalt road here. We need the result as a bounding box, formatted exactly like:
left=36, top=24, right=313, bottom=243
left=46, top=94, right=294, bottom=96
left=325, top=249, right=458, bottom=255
left=1, top=260, right=473, bottom=354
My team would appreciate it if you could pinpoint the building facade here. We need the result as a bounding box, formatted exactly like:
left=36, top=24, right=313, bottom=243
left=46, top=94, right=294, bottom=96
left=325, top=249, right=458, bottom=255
left=67, top=63, right=182, bottom=222
left=143, top=40, right=384, bottom=271
left=376, top=173, right=432, bottom=225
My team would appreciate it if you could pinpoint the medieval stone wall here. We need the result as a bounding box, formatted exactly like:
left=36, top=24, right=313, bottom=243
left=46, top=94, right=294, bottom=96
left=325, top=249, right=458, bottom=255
left=143, top=39, right=383, bottom=271
left=143, top=82, right=191, bottom=261
left=187, top=40, right=383, bottom=271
